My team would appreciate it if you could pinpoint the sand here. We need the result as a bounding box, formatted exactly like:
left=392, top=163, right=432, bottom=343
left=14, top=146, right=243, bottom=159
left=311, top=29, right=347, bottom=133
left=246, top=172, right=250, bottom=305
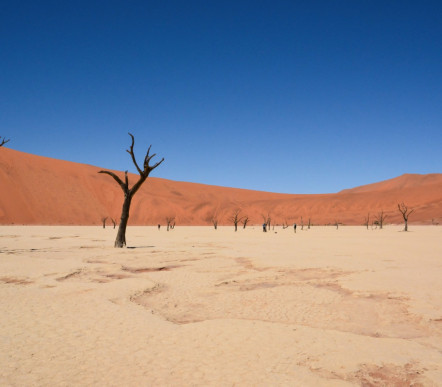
left=1, top=225, right=441, bottom=386
left=1, top=148, right=441, bottom=226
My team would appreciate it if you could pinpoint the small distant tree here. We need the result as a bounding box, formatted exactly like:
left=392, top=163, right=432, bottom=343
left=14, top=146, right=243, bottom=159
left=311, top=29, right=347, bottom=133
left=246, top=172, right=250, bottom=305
left=242, top=215, right=249, bottom=229
left=101, top=217, right=108, bottom=229
left=211, top=216, right=218, bottom=230
left=282, top=219, right=289, bottom=229
left=210, top=211, right=221, bottom=230
left=230, top=209, right=244, bottom=232
left=98, top=133, right=164, bottom=247
left=261, top=212, right=271, bottom=231
left=111, top=218, right=117, bottom=229
left=375, top=211, right=387, bottom=230
left=0, top=137, right=10, bottom=147
left=364, top=213, right=370, bottom=230
left=301, top=216, right=304, bottom=230
left=166, top=216, right=175, bottom=231
left=308, top=218, right=311, bottom=229
left=398, top=202, right=414, bottom=232
left=335, top=219, right=339, bottom=230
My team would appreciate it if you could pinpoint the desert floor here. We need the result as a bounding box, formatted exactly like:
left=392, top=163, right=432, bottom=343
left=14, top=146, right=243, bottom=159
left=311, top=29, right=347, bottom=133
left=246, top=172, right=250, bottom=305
left=1, top=225, right=441, bottom=386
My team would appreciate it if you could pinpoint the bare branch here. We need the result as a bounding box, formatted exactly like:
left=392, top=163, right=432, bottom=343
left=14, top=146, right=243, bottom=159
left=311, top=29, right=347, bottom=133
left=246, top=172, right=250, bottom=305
left=126, top=133, right=143, bottom=175
left=98, top=170, right=128, bottom=192
left=0, top=137, right=10, bottom=147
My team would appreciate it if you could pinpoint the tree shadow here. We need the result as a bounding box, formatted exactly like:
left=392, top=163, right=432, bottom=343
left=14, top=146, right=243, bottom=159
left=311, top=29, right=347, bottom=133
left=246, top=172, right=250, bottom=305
left=126, top=245, right=156, bottom=249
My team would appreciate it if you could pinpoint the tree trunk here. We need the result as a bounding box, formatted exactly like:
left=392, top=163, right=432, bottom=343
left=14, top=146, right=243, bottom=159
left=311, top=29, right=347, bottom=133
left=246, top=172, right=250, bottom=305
left=115, top=194, right=132, bottom=248
left=404, top=219, right=408, bottom=232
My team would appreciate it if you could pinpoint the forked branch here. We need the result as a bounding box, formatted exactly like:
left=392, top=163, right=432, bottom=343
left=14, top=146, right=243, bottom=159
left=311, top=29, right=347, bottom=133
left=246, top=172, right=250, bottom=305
left=0, top=137, right=10, bottom=147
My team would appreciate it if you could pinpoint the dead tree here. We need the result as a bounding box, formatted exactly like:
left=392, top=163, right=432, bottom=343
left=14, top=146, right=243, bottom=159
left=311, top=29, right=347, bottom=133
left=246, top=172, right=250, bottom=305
left=301, top=216, right=304, bottom=230
left=98, top=133, right=164, bottom=247
left=111, top=218, right=117, bottom=229
left=242, top=215, right=249, bottom=229
left=211, top=216, right=218, bottom=230
left=335, top=219, right=339, bottom=230
left=166, top=216, right=175, bottom=231
left=364, top=213, right=370, bottom=230
left=375, top=211, right=387, bottom=230
left=210, top=211, right=221, bottom=230
left=398, top=202, right=414, bottom=232
left=261, top=212, right=271, bottom=231
left=230, top=209, right=244, bottom=232
left=0, top=137, right=10, bottom=147
left=101, top=217, right=108, bottom=229
left=308, top=218, right=311, bottom=229
left=282, top=220, right=289, bottom=229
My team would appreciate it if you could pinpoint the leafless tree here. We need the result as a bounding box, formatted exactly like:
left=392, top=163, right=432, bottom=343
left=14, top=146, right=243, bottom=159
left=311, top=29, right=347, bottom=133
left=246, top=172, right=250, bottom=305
left=398, top=202, right=414, bottom=231
left=301, top=216, right=304, bottom=230
left=335, top=219, right=339, bottom=230
left=242, top=215, right=249, bottom=229
left=308, top=218, right=311, bottom=229
left=166, top=216, right=175, bottom=231
left=282, top=219, right=289, bottom=229
left=261, top=212, right=271, bottom=231
left=364, top=213, right=370, bottom=230
left=230, top=209, right=244, bottom=232
left=209, top=211, right=221, bottom=230
left=211, top=216, right=218, bottom=230
left=98, top=133, right=164, bottom=247
left=101, top=217, right=108, bottom=229
left=111, top=218, right=117, bottom=229
left=375, top=211, right=387, bottom=230
left=0, top=137, right=10, bottom=147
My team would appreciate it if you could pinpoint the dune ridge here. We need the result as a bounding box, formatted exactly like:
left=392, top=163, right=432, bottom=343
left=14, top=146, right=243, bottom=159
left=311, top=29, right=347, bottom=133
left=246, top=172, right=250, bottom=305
left=0, top=148, right=441, bottom=226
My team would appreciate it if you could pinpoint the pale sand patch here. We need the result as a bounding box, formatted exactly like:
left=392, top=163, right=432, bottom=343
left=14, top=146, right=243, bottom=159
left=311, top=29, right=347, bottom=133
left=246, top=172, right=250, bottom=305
left=0, top=225, right=441, bottom=386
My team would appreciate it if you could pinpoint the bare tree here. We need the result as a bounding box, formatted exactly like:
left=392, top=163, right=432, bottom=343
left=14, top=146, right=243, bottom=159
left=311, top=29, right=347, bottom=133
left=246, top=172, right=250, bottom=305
left=261, top=212, right=271, bottom=231
left=308, top=218, right=311, bottom=229
left=0, top=137, right=10, bottom=147
left=301, top=216, right=304, bottom=230
left=111, top=218, right=117, bottom=229
left=101, top=217, right=108, bottom=229
left=98, top=133, right=164, bottom=247
left=335, top=219, right=339, bottom=230
left=166, top=216, right=175, bottom=231
left=209, top=211, right=221, bottom=230
left=282, top=219, right=289, bottom=229
left=375, top=211, right=387, bottom=230
left=364, top=213, right=370, bottom=230
left=398, top=202, right=414, bottom=232
left=211, top=216, right=219, bottom=230
left=230, top=209, right=244, bottom=232
left=242, top=215, right=249, bottom=229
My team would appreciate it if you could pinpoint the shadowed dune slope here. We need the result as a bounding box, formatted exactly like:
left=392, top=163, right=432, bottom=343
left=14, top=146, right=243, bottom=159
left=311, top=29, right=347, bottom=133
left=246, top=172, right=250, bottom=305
left=0, top=148, right=441, bottom=225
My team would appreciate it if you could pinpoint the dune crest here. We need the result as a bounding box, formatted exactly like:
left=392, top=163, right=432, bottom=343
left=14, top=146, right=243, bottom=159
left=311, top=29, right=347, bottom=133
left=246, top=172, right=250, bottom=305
left=0, top=148, right=441, bottom=225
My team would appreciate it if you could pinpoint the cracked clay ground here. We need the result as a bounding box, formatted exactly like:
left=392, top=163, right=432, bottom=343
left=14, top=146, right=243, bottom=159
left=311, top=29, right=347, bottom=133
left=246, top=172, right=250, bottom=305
left=1, top=225, right=442, bottom=386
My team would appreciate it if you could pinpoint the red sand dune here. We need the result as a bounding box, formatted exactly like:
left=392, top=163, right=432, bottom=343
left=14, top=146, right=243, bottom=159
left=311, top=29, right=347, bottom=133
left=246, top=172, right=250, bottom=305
left=0, top=148, right=441, bottom=226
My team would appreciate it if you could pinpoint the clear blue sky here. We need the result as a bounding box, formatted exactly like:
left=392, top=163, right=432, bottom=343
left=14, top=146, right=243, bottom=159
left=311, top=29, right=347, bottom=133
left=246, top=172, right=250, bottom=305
left=1, top=1, right=441, bottom=193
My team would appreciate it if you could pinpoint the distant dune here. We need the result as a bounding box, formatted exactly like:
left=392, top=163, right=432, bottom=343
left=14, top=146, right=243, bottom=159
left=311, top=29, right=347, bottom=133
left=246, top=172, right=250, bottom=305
left=0, top=148, right=441, bottom=225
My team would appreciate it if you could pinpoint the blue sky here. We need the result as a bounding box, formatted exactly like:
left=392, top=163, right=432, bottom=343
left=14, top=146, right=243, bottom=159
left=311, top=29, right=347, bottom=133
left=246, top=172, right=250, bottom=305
left=1, top=1, right=441, bottom=193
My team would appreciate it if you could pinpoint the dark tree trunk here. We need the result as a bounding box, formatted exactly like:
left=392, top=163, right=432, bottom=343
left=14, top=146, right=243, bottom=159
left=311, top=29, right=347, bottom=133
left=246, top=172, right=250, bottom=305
left=115, top=195, right=132, bottom=247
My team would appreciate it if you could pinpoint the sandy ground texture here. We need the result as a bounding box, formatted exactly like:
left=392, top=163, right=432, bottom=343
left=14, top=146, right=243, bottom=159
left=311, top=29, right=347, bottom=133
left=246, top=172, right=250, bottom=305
left=1, top=225, right=442, bottom=386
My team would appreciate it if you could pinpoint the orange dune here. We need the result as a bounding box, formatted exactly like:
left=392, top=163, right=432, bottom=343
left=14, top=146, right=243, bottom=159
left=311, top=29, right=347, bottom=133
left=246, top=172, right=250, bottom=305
left=0, top=148, right=441, bottom=226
